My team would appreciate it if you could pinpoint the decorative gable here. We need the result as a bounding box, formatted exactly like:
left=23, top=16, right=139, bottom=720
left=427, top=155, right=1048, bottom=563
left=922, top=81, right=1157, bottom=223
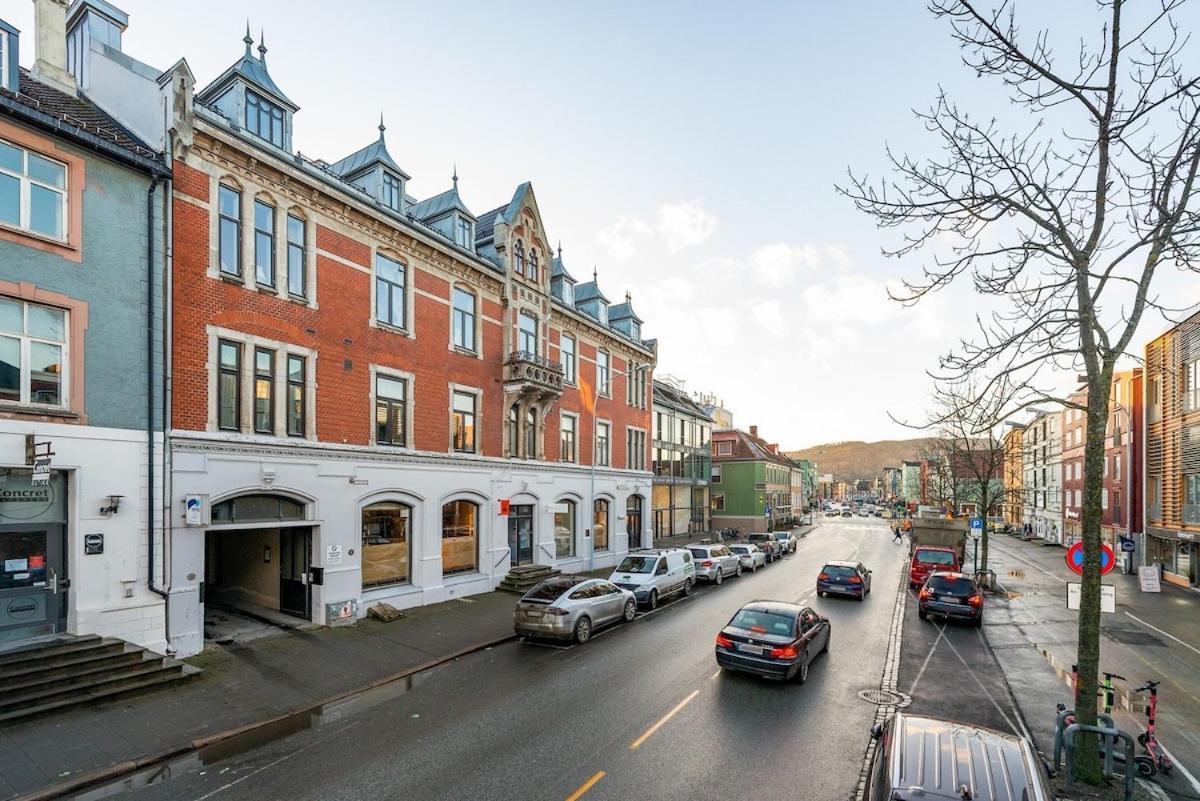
left=328, top=117, right=410, bottom=214
left=196, top=27, right=298, bottom=152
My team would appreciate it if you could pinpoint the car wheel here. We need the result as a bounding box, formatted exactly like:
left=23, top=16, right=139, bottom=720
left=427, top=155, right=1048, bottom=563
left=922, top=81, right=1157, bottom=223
left=817, top=590, right=824, bottom=598
left=622, top=600, right=636, bottom=622
left=683, top=578, right=694, bottom=597
left=735, top=563, right=743, bottom=577
left=648, top=589, right=659, bottom=610
left=857, top=591, right=865, bottom=602
left=714, top=570, right=723, bottom=586
left=796, top=653, right=810, bottom=684
left=573, top=616, right=592, bottom=644
left=821, top=632, right=830, bottom=654
left=752, top=562, right=759, bottom=572
left=973, top=614, right=983, bottom=628
left=918, top=609, right=928, bottom=621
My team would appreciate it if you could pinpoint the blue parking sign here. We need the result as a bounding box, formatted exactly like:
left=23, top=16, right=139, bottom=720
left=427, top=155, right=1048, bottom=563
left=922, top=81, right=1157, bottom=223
left=969, top=517, right=984, bottom=531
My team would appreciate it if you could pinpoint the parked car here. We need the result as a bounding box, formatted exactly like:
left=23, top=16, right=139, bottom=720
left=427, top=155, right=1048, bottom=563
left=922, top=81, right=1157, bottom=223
left=874, top=509, right=884, bottom=517
left=610, top=548, right=695, bottom=609
left=866, top=712, right=1053, bottom=801
left=513, top=576, right=636, bottom=643
left=824, top=509, right=839, bottom=517
left=746, top=532, right=782, bottom=562
left=688, top=544, right=742, bottom=585
left=908, top=545, right=960, bottom=589
left=841, top=509, right=853, bottom=517
left=715, top=603, right=831, bottom=683
left=771, top=529, right=797, bottom=554
left=728, top=543, right=767, bottom=572
left=918, top=571, right=984, bottom=626
left=817, top=561, right=872, bottom=600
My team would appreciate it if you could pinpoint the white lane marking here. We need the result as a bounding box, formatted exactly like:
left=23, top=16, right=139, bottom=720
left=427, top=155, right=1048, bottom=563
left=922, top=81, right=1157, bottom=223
left=630, top=689, right=700, bottom=750
left=1140, top=778, right=1172, bottom=801
left=991, top=543, right=1066, bottom=584
left=1129, top=719, right=1200, bottom=796
left=907, top=620, right=948, bottom=697
left=974, top=627, right=1037, bottom=744
left=1124, top=612, right=1200, bottom=658
left=938, top=629, right=1022, bottom=737
left=195, top=741, right=317, bottom=800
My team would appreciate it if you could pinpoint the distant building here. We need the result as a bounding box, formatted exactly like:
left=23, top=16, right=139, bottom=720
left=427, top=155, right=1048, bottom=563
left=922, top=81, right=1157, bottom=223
left=1062, top=389, right=1088, bottom=544
left=693, top=390, right=733, bottom=430
left=900, top=460, right=923, bottom=505
left=1002, top=425, right=1024, bottom=525
left=711, top=426, right=795, bottom=532
left=1022, top=409, right=1063, bottom=543
left=1104, top=369, right=1142, bottom=567
left=651, top=379, right=713, bottom=540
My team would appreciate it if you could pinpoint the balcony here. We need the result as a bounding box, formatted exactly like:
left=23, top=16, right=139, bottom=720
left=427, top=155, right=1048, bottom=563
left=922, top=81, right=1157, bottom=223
left=504, top=351, right=564, bottom=399
left=1185, top=505, right=1200, bottom=525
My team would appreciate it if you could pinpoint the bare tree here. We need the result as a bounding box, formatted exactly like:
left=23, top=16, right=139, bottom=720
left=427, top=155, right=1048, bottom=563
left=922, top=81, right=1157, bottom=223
left=840, top=0, right=1200, bottom=782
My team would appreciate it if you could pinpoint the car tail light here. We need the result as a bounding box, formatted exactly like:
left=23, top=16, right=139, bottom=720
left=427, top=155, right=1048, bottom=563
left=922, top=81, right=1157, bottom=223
left=769, top=645, right=798, bottom=659
left=848, top=576, right=863, bottom=584
left=716, top=633, right=733, bottom=648
left=546, top=607, right=570, bottom=616
left=701, top=560, right=713, bottom=567
left=918, top=588, right=932, bottom=600
left=750, top=625, right=767, bottom=634
left=968, top=594, right=983, bottom=607
left=818, top=572, right=831, bottom=581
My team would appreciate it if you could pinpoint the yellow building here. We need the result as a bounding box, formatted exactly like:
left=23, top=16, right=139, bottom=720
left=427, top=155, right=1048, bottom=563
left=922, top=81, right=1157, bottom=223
left=1002, top=424, right=1024, bottom=526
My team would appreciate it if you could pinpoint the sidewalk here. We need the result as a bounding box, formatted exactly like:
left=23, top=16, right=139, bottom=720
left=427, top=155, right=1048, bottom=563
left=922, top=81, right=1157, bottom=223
left=0, top=585, right=537, bottom=801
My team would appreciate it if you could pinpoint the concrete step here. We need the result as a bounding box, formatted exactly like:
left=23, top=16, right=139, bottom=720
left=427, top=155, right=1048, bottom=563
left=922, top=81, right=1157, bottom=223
left=0, top=659, right=180, bottom=714
left=498, top=566, right=562, bottom=593
left=0, top=664, right=200, bottom=725
left=0, top=650, right=148, bottom=694
left=0, top=634, right=109, bottom=668
left=0, top=640, right=129, bottom=681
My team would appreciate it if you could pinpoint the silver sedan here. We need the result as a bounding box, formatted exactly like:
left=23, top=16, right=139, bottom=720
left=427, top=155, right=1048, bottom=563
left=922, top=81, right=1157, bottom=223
left=513, top=576, right=637, bottom=643
left=728, top=543, right=767, bottom=572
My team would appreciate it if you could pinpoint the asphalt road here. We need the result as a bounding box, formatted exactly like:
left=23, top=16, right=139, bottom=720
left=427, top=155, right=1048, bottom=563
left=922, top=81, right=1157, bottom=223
left=87, top=517, right=907, bottom=801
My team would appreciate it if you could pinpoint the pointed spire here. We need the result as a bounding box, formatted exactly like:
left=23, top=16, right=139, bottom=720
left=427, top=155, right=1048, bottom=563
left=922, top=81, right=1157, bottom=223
left=626, top=290, right=632, bottom=304
left=592, top=266, right=598, bottom=282
left=378, top=112, right=386, bottom=141
left=257, top=29, right=268, bottom=62
left=452, top=164, right=458, bottom=186
left=243, top=21, right=254, bottom=56
left=557, top=241, right=562, bottom=259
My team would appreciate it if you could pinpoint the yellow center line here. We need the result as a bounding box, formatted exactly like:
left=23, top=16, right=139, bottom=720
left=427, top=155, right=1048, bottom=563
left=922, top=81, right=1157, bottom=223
left=630, top=689, right=700, bottom=750
left=564, top=771, right=605, bottom=801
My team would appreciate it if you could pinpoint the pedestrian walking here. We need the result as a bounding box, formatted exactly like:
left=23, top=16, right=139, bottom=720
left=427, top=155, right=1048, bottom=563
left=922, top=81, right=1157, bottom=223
left=892, top=525, right=903, bottom=542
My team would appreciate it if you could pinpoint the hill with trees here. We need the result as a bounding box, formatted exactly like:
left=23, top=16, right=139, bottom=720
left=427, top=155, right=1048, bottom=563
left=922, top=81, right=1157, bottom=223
left=784, top=438, right=939, bottom=482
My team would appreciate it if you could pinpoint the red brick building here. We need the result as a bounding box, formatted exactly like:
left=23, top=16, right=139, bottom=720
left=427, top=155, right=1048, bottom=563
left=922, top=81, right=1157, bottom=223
left=1102, top=369, right=1142, bottom=565
left=1061, top=390, right=1088, bottom=544
left=164, top=33, right=655, bottom=656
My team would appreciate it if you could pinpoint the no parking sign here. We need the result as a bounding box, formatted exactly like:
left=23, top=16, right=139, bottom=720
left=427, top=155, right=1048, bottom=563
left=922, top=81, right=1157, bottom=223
left=1065, top=541, right=1115, bottom=575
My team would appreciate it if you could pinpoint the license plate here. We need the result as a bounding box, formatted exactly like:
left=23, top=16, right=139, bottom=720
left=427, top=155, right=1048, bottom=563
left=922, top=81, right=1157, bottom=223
left=738, top=643, right=764, bottom=655
left=526, top=609, right=544, bottom=618
left=940, top=597, right=961, bottom=604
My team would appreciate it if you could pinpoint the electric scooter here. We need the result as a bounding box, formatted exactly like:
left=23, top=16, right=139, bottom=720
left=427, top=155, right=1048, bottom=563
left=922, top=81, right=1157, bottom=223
left=1133, top=681, right=1173, bottom=777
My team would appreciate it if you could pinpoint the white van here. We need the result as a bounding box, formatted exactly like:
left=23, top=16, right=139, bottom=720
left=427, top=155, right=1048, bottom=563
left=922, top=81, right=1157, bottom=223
left=609, top=548, right=696, bottom=609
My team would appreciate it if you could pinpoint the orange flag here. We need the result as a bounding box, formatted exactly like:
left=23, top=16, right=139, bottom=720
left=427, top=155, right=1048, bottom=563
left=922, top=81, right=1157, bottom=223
left=578, top=371, right=595, bottom=414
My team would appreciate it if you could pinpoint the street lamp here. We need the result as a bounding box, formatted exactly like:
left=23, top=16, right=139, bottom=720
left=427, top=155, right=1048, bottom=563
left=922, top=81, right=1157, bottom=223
left=588, top=362, right=650, bottom=571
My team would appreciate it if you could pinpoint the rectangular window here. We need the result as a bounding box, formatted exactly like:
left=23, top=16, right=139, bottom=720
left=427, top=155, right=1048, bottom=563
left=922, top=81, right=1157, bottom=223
left=597, top=350, right=610, bottom=395
left=560, top=414, right=577, bottom=463
left=712, top=464, right=722, bottom=484
left=286, top=355, right=305, bottom=437
left=455, top=216, right=473, bottom=249
left=712, top=494, right=725, bottom=511
left=0, top=298, right=67, bottom=407
left=518, top=312, right=538, bottom=356
left=1149, top=376, right=1162, bottom=422
left=554, top=501, right=576, bottom=559
left=382, top=172, right=402, bottom=212
left=253, top=347, right=274, bottom=433
left=717, top=440, right=732, bottom=456
left=0, top=138, right=67, bottom=240
left=254, top=200, right=275, bottom=287
left=245, top=90, right=284, bottom=147
left=375, top=374, right=407, bottom=446
left=217, top=339, right=241, bottom=430
left=561, top=334, right=576, bottom=383
left=218, top=185, right=241, bottom=277
left=452, top=390, right=477, bottom=453
left=452, top=288, right=476, bottom=351
left=375, top=253, right=406, bottom=329
left=596, top=421, right=610, bottom=467
left=626, top=429, right=646, bottom=470
left=286, top=214, right=305, bottom=298
left=1189, top=360, right=1200, bottom=411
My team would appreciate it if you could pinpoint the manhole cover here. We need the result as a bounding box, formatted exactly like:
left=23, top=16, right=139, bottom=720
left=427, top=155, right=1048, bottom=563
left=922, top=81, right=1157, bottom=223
left=858, top=689, right=911, bottom=707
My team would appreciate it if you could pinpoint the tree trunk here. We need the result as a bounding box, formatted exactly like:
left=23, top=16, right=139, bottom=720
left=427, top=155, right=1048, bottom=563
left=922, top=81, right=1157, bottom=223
left=980, top=480, right=990, bottom=573
left=1072, top=370, right=1114, bottom=782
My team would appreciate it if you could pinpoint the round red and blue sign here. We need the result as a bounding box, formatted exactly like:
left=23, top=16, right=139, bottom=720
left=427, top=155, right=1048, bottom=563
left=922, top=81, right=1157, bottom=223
left=1065, top=541, right=1115, bottom=575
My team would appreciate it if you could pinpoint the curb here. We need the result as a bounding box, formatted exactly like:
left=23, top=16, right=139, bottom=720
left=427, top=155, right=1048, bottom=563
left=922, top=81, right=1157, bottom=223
left=12, top=632, right=518, bottom=801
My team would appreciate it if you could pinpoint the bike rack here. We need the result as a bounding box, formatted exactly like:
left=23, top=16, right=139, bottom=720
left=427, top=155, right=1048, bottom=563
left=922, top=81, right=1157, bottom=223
left=1053, top=709, right=1115, bottom=770
left=1058, top=720, right=1135, bottom=801
left=973, top=568, right=997, bottom=591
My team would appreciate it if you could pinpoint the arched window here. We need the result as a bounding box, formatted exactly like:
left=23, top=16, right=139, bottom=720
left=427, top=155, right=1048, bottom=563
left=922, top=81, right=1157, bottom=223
left=513, top=240, right=525, bottom=275
left=212, top=494, right=304, bottom=523
left=525, top=408, right=538, bottom=459
left=442, top=500, right=479, bottom=576
left=555, top=500, right=576, bottom=559
left=528, top=249, right=539, bottom=281
left=507, top=404, right=520, bottom=457
left=593, top=499, right=609, bottom=551
left=361, top=502, right=411, bottom=588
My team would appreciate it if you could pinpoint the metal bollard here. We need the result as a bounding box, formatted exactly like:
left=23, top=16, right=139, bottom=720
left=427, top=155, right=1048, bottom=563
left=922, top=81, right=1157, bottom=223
left=1062, top=723, right=1135, bottom=801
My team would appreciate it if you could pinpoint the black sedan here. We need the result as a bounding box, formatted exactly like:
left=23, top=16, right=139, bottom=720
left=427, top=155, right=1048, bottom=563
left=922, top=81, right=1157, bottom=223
left=715, top=602, right=830, bottom=683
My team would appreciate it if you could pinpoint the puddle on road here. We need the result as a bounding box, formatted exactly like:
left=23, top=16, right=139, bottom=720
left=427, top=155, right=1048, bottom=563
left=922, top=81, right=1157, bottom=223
left=65, top=668, right=436, bottom=799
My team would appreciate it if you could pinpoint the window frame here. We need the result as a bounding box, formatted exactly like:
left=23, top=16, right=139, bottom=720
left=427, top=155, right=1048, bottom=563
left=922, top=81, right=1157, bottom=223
left=442, top=499, right=480, bottom=577
left=597, top=350, right=611, bottom=396
left=0, top=297, right=69, bottom=409
left=217, top=338, right=242, bottom=431
left=217, top=183, right=242, bottom=278
left=253, top=346, right=275, bottom=434
left=0, top=137, right=69, bottom=241
left=361, top=500, right=412, bottom=589
left=245, top=89, right=285, bottom=148
left=518, top=311, right=538, bottom=357
left=560, top=412, right=578, bottom=463
left=286, top=213, right=306, bottom=299
left=451, top=387, right=479, bottom=454
left=626, top=427, right=647, bottom=471
left=374, top=369, right=410, bottom=448
left=560, top=334, right=576, bottom=384
left=286, top=354, right=305, bottom=437
left=593, top=498, right=610, bottom=552
left=507, top=404, right=520, bottom=458
left=451, top=286, right=477, bottom=353
left=374, top=252, right=408, bottom=331
left=513, top=240, right=525, bottom=275
left=595, top=420, right=611, bottom=467
left=381, top=171, right=403, bottom=212
left=554, top=499, right=577, bottom=559
left=528, top=249, right=539, bottom=281
left=455, top=216, right=473, bottom=249
left=253, top=198, right=276, bottom=289
left=716, top=440, right=732, bottom=456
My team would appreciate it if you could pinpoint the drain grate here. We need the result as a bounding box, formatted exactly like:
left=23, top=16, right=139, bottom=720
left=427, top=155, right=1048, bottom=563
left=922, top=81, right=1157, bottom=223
left=858, top=689, right=911, bottom=707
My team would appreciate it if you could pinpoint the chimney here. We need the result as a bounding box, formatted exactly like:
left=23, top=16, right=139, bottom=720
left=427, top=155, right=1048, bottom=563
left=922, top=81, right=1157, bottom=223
left=768, top=443, right=778, bottom=454
left=32, top=0, right=75, bottom=94
left=749, top=425, right=758, bottom=438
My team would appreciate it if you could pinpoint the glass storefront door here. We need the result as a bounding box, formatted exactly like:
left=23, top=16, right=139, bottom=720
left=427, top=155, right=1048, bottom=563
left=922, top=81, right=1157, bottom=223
left=0, top=469, right=67, bottom=643
left=279, top=527, right=311, bottom=619
left=626, top=496, right=643, bottom=549
left=508, top=505, right=534, bottom=566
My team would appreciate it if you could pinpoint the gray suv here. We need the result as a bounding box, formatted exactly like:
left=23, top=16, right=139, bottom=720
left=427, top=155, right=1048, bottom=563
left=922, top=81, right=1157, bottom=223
left=687, top=544, right=742, bottom=585
left=746, top=533, right=782, bottom=562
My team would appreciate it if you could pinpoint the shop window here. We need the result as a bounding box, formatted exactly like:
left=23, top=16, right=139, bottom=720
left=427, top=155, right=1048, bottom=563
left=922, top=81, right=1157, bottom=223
left=555, top=500, right=576, bottom=559
left=593, top=499, right=609, bottom=551
left=361, top=502, right=410, bottom=588
left=442, top=500, right=478, bottom=575
left=211, top=494, right=304, bottom=523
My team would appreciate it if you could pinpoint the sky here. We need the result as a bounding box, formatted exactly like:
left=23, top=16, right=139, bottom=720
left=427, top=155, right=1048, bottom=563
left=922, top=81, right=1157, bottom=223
left=10, top=0, right=1200, bottom=448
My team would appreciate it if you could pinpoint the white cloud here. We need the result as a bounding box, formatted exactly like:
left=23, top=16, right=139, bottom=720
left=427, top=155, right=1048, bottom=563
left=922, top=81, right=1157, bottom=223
left=656, top=200, right=718, bottom=252
left=596, top=215, right=651, bottom=261
left=749, top=243, right=822, bottom=287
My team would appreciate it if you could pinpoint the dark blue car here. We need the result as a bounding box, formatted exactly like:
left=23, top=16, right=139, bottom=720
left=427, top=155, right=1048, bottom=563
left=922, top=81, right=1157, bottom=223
left=816, top=561, right=872, bottom=600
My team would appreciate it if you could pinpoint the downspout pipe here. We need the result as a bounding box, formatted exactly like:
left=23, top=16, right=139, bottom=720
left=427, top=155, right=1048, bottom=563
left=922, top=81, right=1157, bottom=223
left=147, top=174, right=168, bottom=603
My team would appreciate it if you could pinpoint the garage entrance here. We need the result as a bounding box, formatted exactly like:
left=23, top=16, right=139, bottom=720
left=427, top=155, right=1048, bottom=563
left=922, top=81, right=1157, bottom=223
left=203, top=494, right=313, bottom=624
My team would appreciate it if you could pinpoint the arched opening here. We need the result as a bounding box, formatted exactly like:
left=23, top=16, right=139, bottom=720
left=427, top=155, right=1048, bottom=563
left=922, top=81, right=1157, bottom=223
left=506, top=404, right=520, bottom=457
left=205, top=493, right=313, bottom=630
left=361, top=501, right=411, bottom=588
left=524, top=407, right=538, bottom=459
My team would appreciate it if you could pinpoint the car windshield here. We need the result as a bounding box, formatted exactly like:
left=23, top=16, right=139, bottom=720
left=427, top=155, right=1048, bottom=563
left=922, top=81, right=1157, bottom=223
left=916, top=550, right=956, bottom=565
left=927, top=576, right=975, bottom=594
left=730, top=609, right=796, bottom=636
left=773, top=532, right=789, bottom=539
left=822, top=565, right=856, bottom=577
left=688, top=548, right=709, bottom=559
left=522, top=578, right=580, bottom=602
left=616, top=555, right=658, bottom=574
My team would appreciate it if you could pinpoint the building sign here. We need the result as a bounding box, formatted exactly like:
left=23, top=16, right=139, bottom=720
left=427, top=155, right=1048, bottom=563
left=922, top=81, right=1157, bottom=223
left=185, top=495, right=205, bottom=526
left=1138, top=566, right=1162, bottom=593
left=0, top=469, right=65, bottom=523
left=84, top=533, right=104, bottom=555
left=1067, top=582, right=1115, bottom=613
left=326, top=543, right=343, bottom=566
left=31, top=457, right=51, bottom=487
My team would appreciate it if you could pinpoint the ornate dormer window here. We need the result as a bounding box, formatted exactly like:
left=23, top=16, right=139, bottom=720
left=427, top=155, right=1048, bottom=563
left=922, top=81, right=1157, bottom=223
left=196, top=27, right=299, bottom=152
left=456, top=216, right=473, bottom=248
left=561, top=280, right=574, bottom=306
left=246, top=90, right=284, bottom=147
left=382, top=172, right=403, bottom=212
left=529, top=249, right=539, bottom=282
left=514, top=240, right=525, bottom=275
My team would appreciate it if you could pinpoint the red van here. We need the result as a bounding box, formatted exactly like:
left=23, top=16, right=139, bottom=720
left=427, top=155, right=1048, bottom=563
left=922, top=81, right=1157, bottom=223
left=909, top=546, right=960, bottom=589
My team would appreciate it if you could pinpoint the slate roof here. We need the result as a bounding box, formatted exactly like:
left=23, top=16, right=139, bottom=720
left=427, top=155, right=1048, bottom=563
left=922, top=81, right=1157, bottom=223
left=408, top=183, right=472, bottom=221
left=712, top=428, right=793, bottom=466
left=550, top=251, right=575, bottom=282
left=653, top=380, right=713, bottom=421
left=329, top=133, right=409, bottom=180
left=609, top=300, right=642, bottom=323
left=574, top=279, right=609, bottom=305
left=197, top=43, right=297, bottom=110
left=1, top=68, right=159, bottom=164
left=475, top=206, right=504, bottom=243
